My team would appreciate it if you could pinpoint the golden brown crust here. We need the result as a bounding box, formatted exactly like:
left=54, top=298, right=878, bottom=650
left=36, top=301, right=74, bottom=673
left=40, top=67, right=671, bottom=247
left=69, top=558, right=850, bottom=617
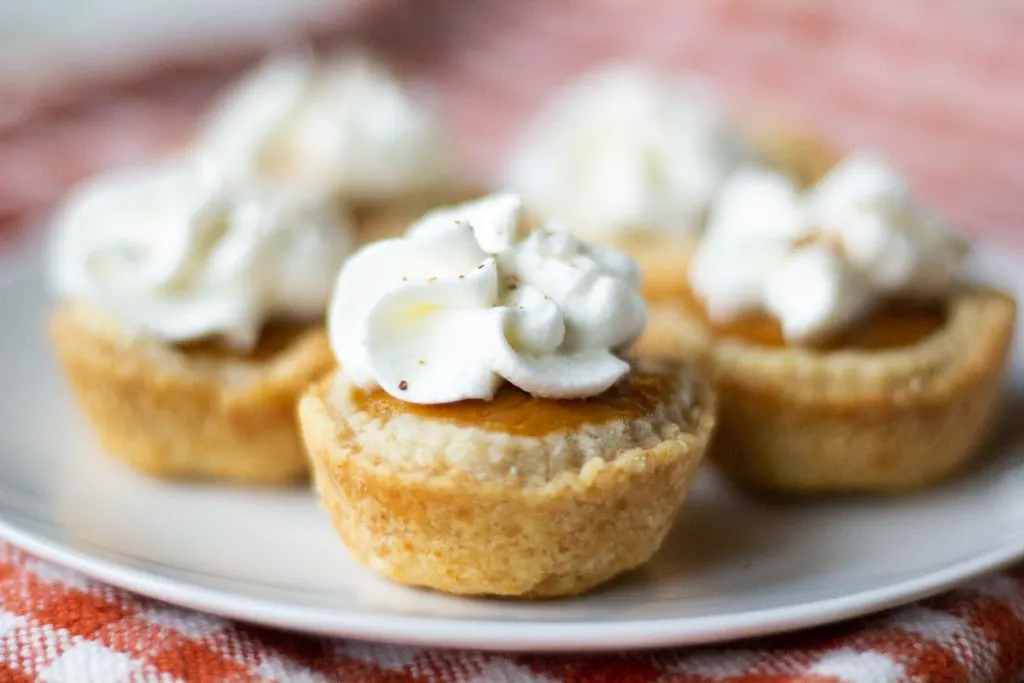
left=351, top=188, right=486, bottom=245
left=612, top=126, right=839, bottom=303
left=636, top=287, right=1016, bottom=493
left=50, top=301, right=335, bottom=485
left=324, top=364, right=701, bottom=484
left=606, top=232, right=700, bottom=303
left=741, top=118, right=843, bottom=188
left=298, top=366, right=716, bottom=597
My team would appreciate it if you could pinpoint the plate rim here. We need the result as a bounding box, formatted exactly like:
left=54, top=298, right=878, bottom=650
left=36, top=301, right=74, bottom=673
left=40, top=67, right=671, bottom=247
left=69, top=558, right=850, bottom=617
left=3, top=509, right=1024, bottom=651
left=2, top=238, right=1024, bottom=652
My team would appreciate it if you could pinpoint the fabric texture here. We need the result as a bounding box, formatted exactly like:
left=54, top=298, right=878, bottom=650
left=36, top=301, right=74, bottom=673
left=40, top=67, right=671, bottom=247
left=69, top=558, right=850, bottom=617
left=0, top=545, right=1022, bottom=682
left=2, top=1, right=1024, bottom=681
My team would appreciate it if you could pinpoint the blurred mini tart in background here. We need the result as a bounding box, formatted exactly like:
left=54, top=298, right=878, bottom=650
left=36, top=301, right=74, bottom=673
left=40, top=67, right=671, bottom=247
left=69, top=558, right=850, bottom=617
left=740, top=117, right=841, bottom=192
left=503, top=65, right=840, bottom=301
left=636, top=154, right=1016, bottom=494
left=194, top=51, right=480, bottom=243
left=48, top=161, right=352, bottom=485
left=298, top=193, right=715, bottom=598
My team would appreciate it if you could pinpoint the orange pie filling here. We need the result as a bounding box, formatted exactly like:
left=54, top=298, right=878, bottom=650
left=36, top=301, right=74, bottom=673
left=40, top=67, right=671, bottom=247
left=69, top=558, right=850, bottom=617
left=350, top=366, right=680, bottom=437
left=673, top=282, right=947, bottom=351
left=176, top=321, right=314, bottom=362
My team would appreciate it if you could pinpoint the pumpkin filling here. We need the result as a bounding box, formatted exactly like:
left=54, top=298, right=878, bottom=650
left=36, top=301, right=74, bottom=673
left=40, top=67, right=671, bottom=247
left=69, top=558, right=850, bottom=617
left=351, top=366, right=680, bottom=437
left=177, top=321, right=312, bottom=362
left=676, top=283, right=946, bottom=350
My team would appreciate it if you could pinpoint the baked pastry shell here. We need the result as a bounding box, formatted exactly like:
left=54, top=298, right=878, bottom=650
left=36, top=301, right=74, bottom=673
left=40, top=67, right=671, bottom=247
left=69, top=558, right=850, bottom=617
left=50, top=301, right=334, bottom=485
left=298, top=366, right=716, bottom=598
left=636, top=286, right=1016, bottom=494
left=618, top=124, right=841, bottom=303
left=351, top=187, right=486, bottom=245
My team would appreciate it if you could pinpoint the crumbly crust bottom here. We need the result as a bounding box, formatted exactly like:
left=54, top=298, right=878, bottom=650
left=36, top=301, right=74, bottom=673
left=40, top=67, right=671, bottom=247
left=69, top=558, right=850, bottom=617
left=50, top=301, right=335, bottom=485
left=637, top=286, right=1016, bottom=493
left=298, top=367, right=716, bottom=596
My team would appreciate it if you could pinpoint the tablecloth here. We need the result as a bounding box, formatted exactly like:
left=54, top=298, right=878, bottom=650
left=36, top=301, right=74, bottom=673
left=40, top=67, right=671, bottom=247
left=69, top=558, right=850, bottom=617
left=2, top=1, right=1024, bottom=681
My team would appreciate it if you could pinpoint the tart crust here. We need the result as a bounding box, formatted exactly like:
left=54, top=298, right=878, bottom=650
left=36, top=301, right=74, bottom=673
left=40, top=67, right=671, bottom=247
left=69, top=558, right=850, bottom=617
left=50, top=301, right=334, bottom=485
left=351, top=188, right=485, bottom=245
left=611, top=232, right=702, bottom=303
left=298, top=362, right=716, bottom=597
left=625, top=125, right=840, bottom=303
left=636, top=287, right=1016, bottom=494
left=741, top=120, right=841, bottom=190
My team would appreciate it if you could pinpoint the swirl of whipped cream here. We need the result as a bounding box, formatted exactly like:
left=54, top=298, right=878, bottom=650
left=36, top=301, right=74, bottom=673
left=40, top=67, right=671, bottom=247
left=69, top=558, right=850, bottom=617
left=328, top=193, right=648, bottom=404
left=50, top=160, right=354, bottom=349
left=689, top=153, right=970, bottom=344
left=505, top=65, right=748, bottom=241
left=194, top=52, right=452, bottom=200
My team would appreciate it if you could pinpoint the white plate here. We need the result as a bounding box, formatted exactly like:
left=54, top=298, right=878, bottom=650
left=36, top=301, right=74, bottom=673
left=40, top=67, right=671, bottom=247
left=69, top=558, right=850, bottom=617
left=2, top=241, right=1024, bottom=652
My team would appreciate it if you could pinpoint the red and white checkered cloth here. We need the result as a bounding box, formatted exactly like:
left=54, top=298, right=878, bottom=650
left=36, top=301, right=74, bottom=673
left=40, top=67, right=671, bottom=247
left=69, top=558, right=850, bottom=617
left=2, top=1, right=1024, bottom=681
left=0, top=544, right=1023, bottom=682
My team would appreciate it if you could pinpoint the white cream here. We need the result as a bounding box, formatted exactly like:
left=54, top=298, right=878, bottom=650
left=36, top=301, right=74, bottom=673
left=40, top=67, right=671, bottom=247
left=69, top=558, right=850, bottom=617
left=328, top=193, right=648, bottom=404
left=689, top=153, right=969, bottom=344
left=194, top=52, right=453, bottom=201
left=50, top=160, right=354, bottom=349
left=505, top=65, right=748, bottom=242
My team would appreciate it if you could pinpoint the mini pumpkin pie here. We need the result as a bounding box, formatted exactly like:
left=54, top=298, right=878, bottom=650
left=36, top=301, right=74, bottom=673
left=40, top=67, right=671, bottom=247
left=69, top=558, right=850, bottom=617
left=503, top=64, right=839, bottom=302
left=298, top=193, right=715, bottom=597
left=48, top=160, right=352, bottom=484
left=194, top=50, right=478, bottom=243
left=637, top=153, right=1016, bottom=495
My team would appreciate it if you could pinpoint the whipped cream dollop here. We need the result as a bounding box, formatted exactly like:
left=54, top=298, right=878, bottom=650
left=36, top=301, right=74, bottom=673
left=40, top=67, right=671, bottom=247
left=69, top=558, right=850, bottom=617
left=689, top=153, right=970, bottom=344
left=50, top=161, right=353, bottom=349
left=505, top=65, right=748, bottom=241
left=194, top=52, right=452, bottom=200
left=328, top=193, right=648, bottom=404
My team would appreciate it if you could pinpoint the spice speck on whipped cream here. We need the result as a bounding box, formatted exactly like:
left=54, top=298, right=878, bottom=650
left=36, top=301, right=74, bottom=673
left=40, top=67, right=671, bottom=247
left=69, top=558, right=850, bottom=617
left=688, top=152, right=970, bottom=345
left=299, top=192, right=715, bottom=598
left=326, top=192, right=649, bottom=404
